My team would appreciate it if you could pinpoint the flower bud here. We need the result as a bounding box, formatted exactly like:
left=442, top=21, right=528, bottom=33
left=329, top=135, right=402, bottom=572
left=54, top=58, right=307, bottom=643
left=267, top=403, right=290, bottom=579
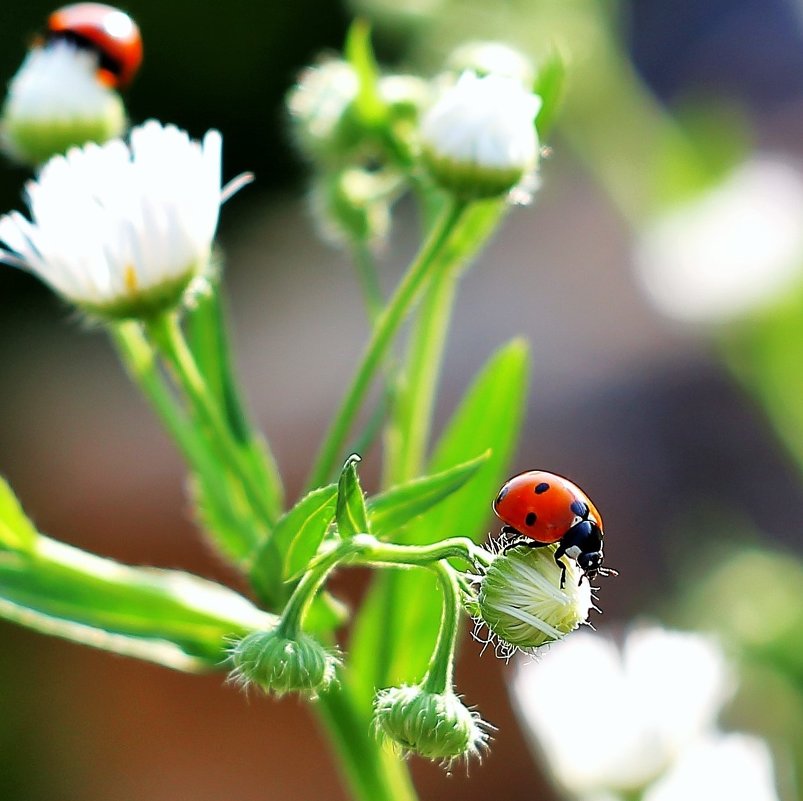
left=1, top=41, right=126, bottom=167
left=475, top=545, right=592, bottom=653
left=229, top=627, right=340, bottom=698
left=420, top=72, right=541, bottom=200
left=287, top=59, right=362, bottom=166
left=373, top=684, right=490, bottom=762
left=446, top=41, right=535, bottom=87
left=311, top=168, right=392, bottom=246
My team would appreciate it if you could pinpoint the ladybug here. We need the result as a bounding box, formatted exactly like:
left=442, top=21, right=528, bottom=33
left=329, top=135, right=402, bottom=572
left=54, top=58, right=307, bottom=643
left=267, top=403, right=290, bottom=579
left=46, top=3, right=143, bottom=88
left=493, top=470, right=618, bottom=588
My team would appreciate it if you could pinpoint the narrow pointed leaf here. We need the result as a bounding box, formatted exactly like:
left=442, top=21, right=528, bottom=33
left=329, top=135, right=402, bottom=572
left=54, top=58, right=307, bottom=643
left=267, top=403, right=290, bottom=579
left=367, top=451, right=490, bottom=536
left=250, top=484, right=338, bottom=596
left=533, top=48, right=567, bottom=138
left=0, top=536, right=274, bottom=672
left=345, top=19, right=385, bottom=125
left=336, top=454, right=370, bottom=538
left=0, top=478, right=37, bottom=553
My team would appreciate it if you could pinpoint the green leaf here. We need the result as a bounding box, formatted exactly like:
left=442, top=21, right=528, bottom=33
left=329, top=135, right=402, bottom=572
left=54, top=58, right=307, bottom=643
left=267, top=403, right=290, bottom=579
left=250, top=484, right=338, bottom=597
left=367, top=451, right=490, bottom=536
left=0, top=478, right=37, bottom=553
left=0, top=535, right=274, bottom=672
left=348, top=340, right=529, bottom=710
left=345, top=19, right=385, bottom=126
left=336, top=454, right=370, bottom=538
left=533, top=48, right=567, bottom=139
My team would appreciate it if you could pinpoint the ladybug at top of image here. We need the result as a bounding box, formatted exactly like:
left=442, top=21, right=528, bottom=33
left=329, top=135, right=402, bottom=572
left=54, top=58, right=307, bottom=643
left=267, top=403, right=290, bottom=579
left=493, top=470, right=618, bottom=588
left=46, top=3, right=143, bottom=88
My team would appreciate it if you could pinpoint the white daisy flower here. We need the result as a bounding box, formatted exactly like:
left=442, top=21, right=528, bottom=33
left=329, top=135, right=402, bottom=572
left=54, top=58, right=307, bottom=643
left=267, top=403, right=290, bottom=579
left=643, top=733, right=780, bottom=801
left=420, top=71, right=541, bottom=199
left=1, top=40, right=125, bottom=166
left=634, top=157, right=803, bottom=323
left=509, top=626, right=733, bottom=796
left=0, top=120, right=223, bottom=320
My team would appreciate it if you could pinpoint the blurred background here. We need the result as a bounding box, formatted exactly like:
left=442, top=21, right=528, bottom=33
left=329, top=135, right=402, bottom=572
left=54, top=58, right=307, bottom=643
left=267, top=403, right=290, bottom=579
left=1, top=0, right=803, bottom=799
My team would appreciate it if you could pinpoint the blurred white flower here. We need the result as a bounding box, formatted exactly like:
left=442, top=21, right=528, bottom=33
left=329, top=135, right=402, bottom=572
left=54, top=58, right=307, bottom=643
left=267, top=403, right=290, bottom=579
left=421, top=71, right=541, bottom=199
left=446, top=41, right=535, bottom=86
left=0, top=120, right=223, bottom=320
left=643, top=734, right=780, bottom=801
left=510, top=626, right=733, bottom=796
left=634, top=158, right=803, bottom=322
left=1, top=40, right=125, bottom=165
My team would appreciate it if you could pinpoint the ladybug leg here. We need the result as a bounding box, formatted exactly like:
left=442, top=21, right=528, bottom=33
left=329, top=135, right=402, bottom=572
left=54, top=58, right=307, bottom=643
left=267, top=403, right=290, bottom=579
left=553, top=541, right=569, bottom=589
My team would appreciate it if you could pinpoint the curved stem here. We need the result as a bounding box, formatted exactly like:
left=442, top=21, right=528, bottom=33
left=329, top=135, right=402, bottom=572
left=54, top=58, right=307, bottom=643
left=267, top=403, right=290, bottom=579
left=421, top=562, right=461, bottom=695
left=305, top=199, right=468, bottom=491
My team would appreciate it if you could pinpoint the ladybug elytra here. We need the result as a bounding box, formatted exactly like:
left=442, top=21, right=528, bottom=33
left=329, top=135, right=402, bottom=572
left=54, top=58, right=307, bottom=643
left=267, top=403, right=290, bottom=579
left=47, top=3, right=142, bottom=88
left=493, top=470, right=618, bottom=588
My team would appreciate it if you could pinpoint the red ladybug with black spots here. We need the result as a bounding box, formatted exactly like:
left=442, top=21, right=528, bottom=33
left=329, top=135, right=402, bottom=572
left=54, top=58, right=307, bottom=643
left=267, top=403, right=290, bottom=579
left=47, top=3, right=143, bottom=88
left=493, top=470, right=618, bottom=588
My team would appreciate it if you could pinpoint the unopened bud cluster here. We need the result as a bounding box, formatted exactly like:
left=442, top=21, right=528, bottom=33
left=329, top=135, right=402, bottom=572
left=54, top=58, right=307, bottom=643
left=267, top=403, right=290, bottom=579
left=229, top=626, right=340, bottom=698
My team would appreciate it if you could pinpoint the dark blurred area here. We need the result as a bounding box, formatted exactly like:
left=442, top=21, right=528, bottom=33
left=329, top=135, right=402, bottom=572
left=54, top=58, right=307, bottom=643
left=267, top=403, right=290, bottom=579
left=1, top=1, right=803, bottom=800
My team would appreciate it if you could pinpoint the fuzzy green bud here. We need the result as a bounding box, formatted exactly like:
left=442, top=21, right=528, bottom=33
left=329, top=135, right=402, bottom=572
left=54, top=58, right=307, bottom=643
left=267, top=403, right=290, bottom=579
left=229, top=627, right=340, bottom=698
left=476, top=545, right=592, bottom=652
left=373, top=684, right=490, bottom=762
left=311, top=168, right=393, bottom=246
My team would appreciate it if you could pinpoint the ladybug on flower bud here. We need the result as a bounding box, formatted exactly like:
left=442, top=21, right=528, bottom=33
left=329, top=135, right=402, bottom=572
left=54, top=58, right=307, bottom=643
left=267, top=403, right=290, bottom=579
left=493, top=470, right=618, bottom=588
left=46, top=3, right=142, bottom=88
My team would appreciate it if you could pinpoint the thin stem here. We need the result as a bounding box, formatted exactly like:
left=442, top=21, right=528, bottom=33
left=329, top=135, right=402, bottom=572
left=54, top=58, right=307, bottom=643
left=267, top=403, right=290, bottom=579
left=421, top=562, right=461, bottom=695
left=305, top=199, right=468, bottom=491
left=146, top=313, right=279, bottom=528
left=111, top=323, right=245, bottom=540
left=385, top=258, right=459, bottom=485
left=352, top=240, right=383, bottom=324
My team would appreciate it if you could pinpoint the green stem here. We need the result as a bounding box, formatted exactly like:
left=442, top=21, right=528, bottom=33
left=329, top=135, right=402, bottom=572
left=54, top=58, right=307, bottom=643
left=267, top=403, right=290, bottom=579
left=186, top=286, right=285, bottom=514
left=281, top=534, right=489, bottom=636
left=352, top=241, right=383, bottom=324
left=146, top=313, right=279, bottom=528
left=421, top=562, right=460, bottom=695
left=316, top=686, right=418, bottom=801
left=111, top=323, right=245, bottom=540
left=305, top=199, right=468, bottom=491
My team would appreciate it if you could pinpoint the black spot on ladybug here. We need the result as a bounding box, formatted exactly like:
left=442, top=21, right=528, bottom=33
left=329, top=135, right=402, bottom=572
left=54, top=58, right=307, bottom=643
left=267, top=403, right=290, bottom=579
left=534, top=482, right=550, bottom=494
left=495, top=486, right=509, bottom=505
left=525, top=512, right=537, bottom=526
left=570, top=500, right=588, bottom=518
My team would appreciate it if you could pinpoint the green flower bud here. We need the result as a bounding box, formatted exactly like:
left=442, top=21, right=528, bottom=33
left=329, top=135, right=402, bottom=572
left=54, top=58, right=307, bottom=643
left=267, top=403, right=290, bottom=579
left=286, top=59, right=363, bottom=166
left=373, top=684, right=490, bottom=763
left=229, top=627, right=340, bottom=698
left=311, top=168, right=393, bottom=246
left=475, top=545, right=593, bottom=654
left=2, top=42, right=126, bottom=167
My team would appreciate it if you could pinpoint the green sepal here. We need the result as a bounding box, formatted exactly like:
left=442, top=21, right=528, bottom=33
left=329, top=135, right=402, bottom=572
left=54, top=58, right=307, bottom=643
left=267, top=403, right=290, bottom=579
left=336, top=454, right=370, bottom=538
left=345, top=19, right=386, bottom=127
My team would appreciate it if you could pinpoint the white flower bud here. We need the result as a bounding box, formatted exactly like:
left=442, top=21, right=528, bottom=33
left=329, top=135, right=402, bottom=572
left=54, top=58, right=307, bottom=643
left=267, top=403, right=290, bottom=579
left=1, top=41, right=126, bottom=166
left=446, top=41, right=535, bottom=87
left=420, top=71, right=541, bottom=200
left=475, top=545, right=592, bottom=655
